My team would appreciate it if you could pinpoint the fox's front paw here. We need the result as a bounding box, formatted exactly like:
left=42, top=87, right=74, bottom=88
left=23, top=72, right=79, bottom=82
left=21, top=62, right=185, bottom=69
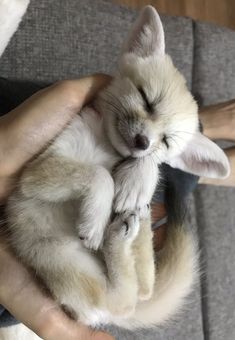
left=113, top=157, right=158, bottom=213
left=138, top=204, right=151, bottom=220
left=77, top=193, right=112, bottom=250
left=77, top=166, right=114, bottom=250
left=114, top=181, right=149, bottom=212
left=78, top=222, right=104, bottom=250
left=110, top=211, right=140, bottom=242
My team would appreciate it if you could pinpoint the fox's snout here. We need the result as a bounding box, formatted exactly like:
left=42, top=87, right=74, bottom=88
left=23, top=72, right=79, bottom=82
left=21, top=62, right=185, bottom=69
left=134, top=134, right=150, bottom=150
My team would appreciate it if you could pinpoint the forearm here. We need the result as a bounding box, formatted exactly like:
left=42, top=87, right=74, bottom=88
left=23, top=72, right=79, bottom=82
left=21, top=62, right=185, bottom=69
left=199, top=99, right=235, bottom=140
left=0, top=75, right=110, bottom=178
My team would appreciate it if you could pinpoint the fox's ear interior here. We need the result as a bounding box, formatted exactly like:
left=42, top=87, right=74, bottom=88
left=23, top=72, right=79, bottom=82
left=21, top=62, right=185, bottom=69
left=166, top=132, right=231, bottom=179
left=123, top=5, right=165, bottom=57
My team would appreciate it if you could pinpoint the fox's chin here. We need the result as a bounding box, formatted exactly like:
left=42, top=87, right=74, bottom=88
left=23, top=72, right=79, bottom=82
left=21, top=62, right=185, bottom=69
left=130, top=149, right=151, bottom=158
left=114, top=143, right=132, bottom=157
left=114, top=144, right=153, bottom=158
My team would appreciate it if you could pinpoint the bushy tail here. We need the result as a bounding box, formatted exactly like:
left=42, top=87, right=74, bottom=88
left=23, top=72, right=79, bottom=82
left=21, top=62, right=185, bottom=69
left=131, top=222, right=199, bottom=327
left=119, top=179, right=199, bottom=329
left=0, top=0, right=30, bottom=57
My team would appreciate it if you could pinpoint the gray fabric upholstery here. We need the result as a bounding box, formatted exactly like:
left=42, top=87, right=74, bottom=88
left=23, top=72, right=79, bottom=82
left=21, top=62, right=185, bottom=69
left=0, top=0, right=194, bottom=88
left=0, top=0, right=234, bottom=339
left=193, top=21, right=235, bottom=106
left=195, top=186, right=235, bottom=340
left=0, top=0, right=137, bottom=80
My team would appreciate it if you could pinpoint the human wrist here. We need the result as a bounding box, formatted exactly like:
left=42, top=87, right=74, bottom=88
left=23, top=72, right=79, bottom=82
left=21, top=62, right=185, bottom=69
left=151, top=202, right=167, bottom=251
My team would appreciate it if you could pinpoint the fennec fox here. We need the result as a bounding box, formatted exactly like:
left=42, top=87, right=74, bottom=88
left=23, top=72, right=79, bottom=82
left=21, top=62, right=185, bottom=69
left=2, top=3, right=230, bottom=339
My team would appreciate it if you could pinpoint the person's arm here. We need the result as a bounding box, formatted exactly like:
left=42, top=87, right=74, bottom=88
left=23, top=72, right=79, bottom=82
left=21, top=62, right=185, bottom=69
left=199, top=99, right=235, bottom=141
left=0, top=74, right=113, bottom=339
left=0, top=74, right=111, bottom=202
left=199, top=99, right=235, bottom=186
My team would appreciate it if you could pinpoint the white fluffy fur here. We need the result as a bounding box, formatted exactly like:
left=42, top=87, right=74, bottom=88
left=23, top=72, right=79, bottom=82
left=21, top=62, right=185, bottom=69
left=0, top=4, right=230, bottom=340
left=167, top=132, right=231, bottom=178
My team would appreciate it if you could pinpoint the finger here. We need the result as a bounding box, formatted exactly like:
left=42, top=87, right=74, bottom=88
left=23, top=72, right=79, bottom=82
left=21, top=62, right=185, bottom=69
left=71, top=74, right=112, bottom=107
left=41, top=313, right=114, bottom=340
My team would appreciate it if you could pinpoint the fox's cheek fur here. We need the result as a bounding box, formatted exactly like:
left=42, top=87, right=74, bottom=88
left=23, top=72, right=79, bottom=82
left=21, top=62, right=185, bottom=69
left=99, top=48, right=200, bottom=158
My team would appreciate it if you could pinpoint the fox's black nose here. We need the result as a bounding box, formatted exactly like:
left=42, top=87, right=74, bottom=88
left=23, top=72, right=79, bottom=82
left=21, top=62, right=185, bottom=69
left=134, top=134, right=150, bottom=150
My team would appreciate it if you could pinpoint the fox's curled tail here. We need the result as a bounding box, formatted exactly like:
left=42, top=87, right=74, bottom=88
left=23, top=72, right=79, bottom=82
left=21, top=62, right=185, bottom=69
left=132, top=221, right=199, bottom=327
left=119, top=181, right=199, bottom=329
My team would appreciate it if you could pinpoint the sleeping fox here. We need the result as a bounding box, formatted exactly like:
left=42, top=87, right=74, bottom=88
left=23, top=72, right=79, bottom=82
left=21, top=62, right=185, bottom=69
left=0, top=2, right=230, bottom=339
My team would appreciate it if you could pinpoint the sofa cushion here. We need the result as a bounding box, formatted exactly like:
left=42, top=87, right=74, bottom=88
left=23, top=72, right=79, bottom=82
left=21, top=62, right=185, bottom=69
left=193, top=21, right=235, bottom=106
left=0, top=0, right=194, bottom=89
left=194, top=185, right=235, bottom=340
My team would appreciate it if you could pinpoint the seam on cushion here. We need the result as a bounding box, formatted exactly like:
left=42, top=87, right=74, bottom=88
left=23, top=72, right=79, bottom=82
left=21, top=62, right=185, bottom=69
left=192, top=22, right=210, bottom=339
left=191, top=20, right=204, bottom=108
left=191, top=20, right=199, bottom=104
left=191, top=19, right=196, bottom=94
left=193, top=188, right=210, bottom=340
left=192, top=24, right=209, bottom=340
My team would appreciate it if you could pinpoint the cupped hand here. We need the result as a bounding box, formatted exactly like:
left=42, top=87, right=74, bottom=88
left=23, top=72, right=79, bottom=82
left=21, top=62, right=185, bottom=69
left=0, top=240, right=113, bottom=340
left=200, top=99, right=235, bottom=141
left=0, top=74, right=114, bottom=339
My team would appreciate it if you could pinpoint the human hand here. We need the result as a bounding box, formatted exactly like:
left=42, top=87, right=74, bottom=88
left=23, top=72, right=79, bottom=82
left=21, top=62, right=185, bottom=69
left=0, top=74, right=114, bottom=339
left=0, top=74, right=111, bottom=202
left=0, top=239, right=113, bottom=340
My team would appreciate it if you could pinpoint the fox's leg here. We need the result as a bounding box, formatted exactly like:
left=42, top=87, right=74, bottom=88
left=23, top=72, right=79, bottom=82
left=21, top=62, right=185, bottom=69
left=133, top=205, right=155, bottom=301
left=19, top=155, right=114, bottom=249
left=0, top=0, right=30, bottom=57
left=103, top=212, right=140, bottom=316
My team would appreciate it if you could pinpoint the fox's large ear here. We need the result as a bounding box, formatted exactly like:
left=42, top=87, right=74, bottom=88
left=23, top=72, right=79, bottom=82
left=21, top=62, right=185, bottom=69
left=166, top=132, right=230, bottom=179
left=123, top=5, right=165, bottom=57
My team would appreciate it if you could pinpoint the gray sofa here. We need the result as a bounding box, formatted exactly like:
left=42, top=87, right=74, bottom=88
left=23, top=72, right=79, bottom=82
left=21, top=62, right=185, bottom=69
left=1, top=0, right=235, bottom=339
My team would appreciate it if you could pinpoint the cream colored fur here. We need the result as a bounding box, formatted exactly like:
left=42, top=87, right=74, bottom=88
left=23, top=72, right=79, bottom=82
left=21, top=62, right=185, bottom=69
left=0, top=3, right=230, bottom=340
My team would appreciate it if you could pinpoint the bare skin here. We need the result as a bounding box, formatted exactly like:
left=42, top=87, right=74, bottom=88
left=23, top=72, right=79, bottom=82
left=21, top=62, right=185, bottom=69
left=0, top=74, right=113, bottom=340
left=199, top=99, right=235, bottom=186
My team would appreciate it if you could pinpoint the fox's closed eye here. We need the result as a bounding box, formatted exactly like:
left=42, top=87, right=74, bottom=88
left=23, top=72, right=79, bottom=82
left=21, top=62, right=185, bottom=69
left=162, top=135, right=169, bottom=148
left=138, top=87, right=154, bottom=114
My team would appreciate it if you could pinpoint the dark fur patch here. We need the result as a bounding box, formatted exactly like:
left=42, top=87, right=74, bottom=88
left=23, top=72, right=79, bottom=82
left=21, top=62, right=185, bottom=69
left=61, top=304, right=78, bottom=321
left=159, top=164, right=191, bottom=227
